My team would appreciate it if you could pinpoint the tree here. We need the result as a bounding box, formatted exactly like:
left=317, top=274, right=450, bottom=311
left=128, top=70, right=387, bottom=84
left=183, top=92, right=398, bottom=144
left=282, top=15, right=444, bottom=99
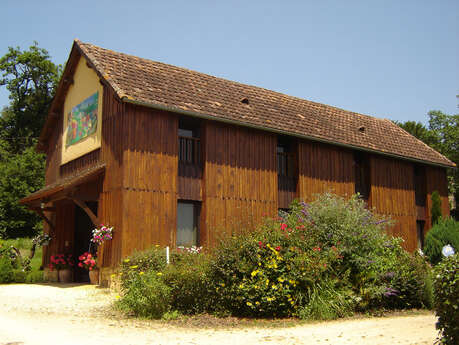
left=396, top=110, right=459, bottom=209
left=0, top=43, right=60, bottom=238
left=0, top=42, right=61, bottom=154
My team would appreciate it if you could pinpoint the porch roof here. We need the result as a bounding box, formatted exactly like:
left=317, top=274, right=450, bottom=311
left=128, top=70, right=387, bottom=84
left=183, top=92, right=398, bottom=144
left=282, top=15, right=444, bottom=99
left=20, top=164, right=106, bottom=207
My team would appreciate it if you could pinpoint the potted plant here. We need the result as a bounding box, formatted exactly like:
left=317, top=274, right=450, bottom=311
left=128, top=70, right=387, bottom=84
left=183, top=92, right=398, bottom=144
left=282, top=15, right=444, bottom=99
left=78, top=252, right=99, bottom=284
left=91, top=224, right=113, bottom=245
left=49, top=254, right=74, bottom=283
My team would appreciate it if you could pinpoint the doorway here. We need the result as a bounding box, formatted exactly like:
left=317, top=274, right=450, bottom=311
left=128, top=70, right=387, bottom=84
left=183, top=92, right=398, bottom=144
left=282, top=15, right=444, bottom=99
left=73, top=201, right=98, bottom=282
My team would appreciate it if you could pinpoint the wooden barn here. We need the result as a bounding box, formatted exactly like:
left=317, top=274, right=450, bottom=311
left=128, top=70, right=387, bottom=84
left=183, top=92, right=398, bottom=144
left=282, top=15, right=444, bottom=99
left=20, top=40, right=454, bottom=284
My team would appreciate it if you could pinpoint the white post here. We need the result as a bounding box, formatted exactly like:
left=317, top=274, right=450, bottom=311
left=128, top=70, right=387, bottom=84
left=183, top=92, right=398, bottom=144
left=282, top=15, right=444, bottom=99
left=166, top=246, right=170, bottom=265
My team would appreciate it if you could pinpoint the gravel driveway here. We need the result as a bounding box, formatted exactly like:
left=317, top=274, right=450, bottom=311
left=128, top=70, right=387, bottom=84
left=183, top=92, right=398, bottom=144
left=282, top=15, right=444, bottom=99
left=0, top=284, right=438, bottom=345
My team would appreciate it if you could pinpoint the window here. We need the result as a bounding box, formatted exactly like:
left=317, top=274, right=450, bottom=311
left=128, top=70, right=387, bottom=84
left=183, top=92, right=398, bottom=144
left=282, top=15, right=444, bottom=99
left=178, top=118, right=201, bottom=165
left=177, top=201, right=200, bottom=247
left=354, top=152, right=370, bottom=200
left=277, top=136, right=297, bottom=179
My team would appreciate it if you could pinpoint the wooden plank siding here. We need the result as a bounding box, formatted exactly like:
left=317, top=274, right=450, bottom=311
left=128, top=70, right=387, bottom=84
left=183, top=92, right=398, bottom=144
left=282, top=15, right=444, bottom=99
left=39, top=83, right=453, bottom=270
left=297, top=141, right=355, bottom=201
left=98, top=86, right=125, bottom=267
left=425, top=166, right=450, bottom=230
left=119, top=103, right=178, bottom=258
left=369, top=156, right=417, bottom=251
left=202, top=122, right=277, bottom=246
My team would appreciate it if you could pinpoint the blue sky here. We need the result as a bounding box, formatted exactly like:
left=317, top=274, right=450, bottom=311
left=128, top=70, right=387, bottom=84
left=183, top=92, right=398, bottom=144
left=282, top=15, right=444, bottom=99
left=1, top=0, right=458, bottom=124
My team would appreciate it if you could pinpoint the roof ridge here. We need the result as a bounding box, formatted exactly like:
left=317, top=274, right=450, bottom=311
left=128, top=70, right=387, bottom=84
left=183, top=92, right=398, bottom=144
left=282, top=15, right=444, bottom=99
left=76, top=40, right=394, bottom=125
left=62, top=40, right=454, bottom=168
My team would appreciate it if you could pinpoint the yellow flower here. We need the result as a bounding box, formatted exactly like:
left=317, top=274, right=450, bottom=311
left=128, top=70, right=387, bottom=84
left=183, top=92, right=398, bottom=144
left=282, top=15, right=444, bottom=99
left=157, top=272, right=163, bottom=276
left=265, top=278, right=269, bottom=286
left=267, top=297, right=274, bottom=302
left=246, top=302, right=253, bottom=306
left=115, top=295, right=121, bottom=299
left=278, top=277, right=285, bottom=283
left=129, top=265, right=138, bottom=269
left=219, top=282, right=225, bottom=287
left=155, top=244, right=160, bottom=248
left=123, top=259, right=130, bottom=263
left=139, top=271, right=144, bottom=275
left=255, top=301, right=260, bottom=305
left=251, top=270, right=259, bottom=277
left=110, top=274, right=116, bottom=278
left=271, top=284, right=277, bottom=290
left=239, top=283, right=244, bottom=289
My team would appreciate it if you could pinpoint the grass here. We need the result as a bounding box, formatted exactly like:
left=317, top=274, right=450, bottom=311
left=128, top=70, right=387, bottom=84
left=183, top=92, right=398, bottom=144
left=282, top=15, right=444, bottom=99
left=0, top=237, right=44, bottom=283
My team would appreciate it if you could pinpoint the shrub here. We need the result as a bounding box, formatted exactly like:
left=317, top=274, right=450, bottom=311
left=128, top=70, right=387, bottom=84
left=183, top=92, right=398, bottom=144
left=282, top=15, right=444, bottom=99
left=433, top=254, right=459, bottom=344
left=0, top=254, right=14, bottom=283
left=163, top=250, right=214, bottom=314
left=117, top=270, right=172, bottom=319
left=118, top=193, right=434, bottom=319
left=424, top=218, right=459, bottom=265
left=431, top=191, right=442, bottom=225
left=210, top=193, right=432, bottom=317
left=119, top=245, right=213, bottom=316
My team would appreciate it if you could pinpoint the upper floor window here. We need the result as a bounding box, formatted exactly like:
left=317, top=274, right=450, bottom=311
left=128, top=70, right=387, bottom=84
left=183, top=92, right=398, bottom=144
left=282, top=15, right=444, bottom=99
left=178, top=118, right=201, bottom=165
left=354, top=152, right=370, bottom=200
left=277, top=137, right=296, bottom=179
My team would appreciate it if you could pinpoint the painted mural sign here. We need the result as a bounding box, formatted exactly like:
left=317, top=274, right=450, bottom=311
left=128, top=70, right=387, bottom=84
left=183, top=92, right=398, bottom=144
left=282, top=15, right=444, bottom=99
left=65, top=92, right=99, bottom=147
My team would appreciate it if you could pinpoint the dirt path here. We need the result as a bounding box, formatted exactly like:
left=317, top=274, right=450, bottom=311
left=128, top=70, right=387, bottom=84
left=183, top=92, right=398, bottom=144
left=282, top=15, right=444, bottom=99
left=0, top=284, right=438, bottom=345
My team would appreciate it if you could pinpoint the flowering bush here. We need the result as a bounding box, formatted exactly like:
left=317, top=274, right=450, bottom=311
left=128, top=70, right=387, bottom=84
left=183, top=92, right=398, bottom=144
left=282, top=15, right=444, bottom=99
left=49, top=254, right=74, bottom=270
left=433, top=254, right=459, bottom=344
left=78, top=252, right=97, bottom=271
left=91, top=224, right=113, bottom=245
left=117, top=193, right=432, bottom=319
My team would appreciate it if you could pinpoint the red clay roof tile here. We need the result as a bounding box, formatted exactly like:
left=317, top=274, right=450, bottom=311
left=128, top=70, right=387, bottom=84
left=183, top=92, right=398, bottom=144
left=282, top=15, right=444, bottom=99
left=75, top=40, right=454, bottom=168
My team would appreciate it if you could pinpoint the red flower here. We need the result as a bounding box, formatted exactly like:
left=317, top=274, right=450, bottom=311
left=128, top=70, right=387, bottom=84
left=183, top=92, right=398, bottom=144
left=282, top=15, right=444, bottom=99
left=275, top=246, right=281, bottom=251
left=258, top=241, right=263, bottom=248
left=280, top=223, right=287, bottom=231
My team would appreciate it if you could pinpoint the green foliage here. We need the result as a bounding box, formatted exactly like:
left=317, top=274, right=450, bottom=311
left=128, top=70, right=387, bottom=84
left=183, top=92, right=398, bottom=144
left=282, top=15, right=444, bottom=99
left=0, top=254, right=14, bottom=283
left=210, top=194, right=431, bottom=317
left=396, top=110, right=459, bottom=207
left=433, top=254, right=459, bottom=344
left=431, top=191, right=443, bottom=226
left=0, top=42, right=60, bottom=239
left=0, top=237, right=44, bottom=283
left=396, top=121, right=437, bottom=147
left=118, top=194, right=433, bottom=319
left=163, top=251, right=214, bottom=314
left=424, top=218, right=459, bottom=265
left=116, top=270, right=172, bottom=319
left=0, top=146, right=45, bottom=238
left=119, top=246, right=214, bottom=317
left=0, top=42, right=61, bottom=153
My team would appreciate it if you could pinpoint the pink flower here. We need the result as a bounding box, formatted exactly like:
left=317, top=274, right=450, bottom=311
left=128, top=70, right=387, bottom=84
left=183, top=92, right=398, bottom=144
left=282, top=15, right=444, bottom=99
left=78, top=263, right=83, bottom=267
left=89, top=267, right=93, bottom=271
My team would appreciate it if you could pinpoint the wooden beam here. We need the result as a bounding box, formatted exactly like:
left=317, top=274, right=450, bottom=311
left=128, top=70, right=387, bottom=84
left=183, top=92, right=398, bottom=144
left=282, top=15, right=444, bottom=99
left=34, top=208, right=55, bottom=232
left=68, top=196, right=99, bottom=227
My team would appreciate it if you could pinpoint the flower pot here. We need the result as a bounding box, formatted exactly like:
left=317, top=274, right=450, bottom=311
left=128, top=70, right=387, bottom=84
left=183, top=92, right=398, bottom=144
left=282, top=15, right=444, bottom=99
left=89, top=269, right=100, bottom=285
left=58, top=268, right=73, bottom=283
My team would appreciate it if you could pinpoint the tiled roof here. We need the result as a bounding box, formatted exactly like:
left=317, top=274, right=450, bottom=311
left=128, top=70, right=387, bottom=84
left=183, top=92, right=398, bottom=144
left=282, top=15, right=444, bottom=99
left=74, top=40, right=453, bottom=167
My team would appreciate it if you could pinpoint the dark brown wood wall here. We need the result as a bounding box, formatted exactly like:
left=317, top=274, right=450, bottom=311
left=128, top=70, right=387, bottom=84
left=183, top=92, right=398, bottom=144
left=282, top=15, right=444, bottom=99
left=297, top=141, right=355, bottom=201
left=369, top=155, right=417, bottom=251
left=43, top=200, right=75, bottom=267
left=202, top=122, right=277, bottom=246
left=120, top=103, right=178, bottom=257
left=98, top=86, right=125, bottom=267
left=425, top=166, right=450, bottom=229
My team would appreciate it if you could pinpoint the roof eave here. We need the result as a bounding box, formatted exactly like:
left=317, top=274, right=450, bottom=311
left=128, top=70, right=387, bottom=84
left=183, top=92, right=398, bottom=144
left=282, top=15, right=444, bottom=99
left=122, top=97, right=455, bottom=169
